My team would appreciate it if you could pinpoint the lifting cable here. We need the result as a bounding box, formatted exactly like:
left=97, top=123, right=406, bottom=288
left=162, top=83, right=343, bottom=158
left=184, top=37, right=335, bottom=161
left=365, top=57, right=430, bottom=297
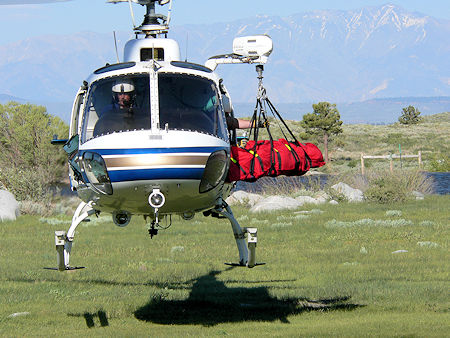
left=245, top=65, right=312, bottom=178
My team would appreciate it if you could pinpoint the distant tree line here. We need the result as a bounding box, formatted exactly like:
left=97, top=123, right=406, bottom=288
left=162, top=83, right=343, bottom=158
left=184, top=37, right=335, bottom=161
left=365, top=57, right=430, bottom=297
left=298, top=103, right=423, bottom=165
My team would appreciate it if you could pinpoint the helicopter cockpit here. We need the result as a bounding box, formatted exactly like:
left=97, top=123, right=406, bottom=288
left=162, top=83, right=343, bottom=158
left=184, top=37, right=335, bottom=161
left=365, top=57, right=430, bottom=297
left=81, top=70, right=228, bottom=143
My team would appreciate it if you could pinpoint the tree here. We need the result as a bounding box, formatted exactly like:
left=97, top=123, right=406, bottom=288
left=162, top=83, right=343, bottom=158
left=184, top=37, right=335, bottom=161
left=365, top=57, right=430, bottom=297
left=0, top=102, right=69, bottom=201
left=398, top=105, right=422, bottom=125
left=300, top=102, right=343, bottom=163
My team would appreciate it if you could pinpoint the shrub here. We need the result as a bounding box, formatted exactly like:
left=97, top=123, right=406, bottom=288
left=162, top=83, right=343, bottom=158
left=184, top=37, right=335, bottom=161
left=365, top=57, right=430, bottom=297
left=364, top=178, right=410, bottom=203
left=260, top=176, right=324, bottom=196
left=19, top=196, right=79, bottom=216
left=347, top=159, right=358, bottom=168
left=427, top=153, right=450, bottom=172
left=0, top=102, right=68, bottom=201
left=386, top=210, right=402, bottom=217
left=0, top=166, right=53, bottom=201
left=363, top=169, right=433, bottom=204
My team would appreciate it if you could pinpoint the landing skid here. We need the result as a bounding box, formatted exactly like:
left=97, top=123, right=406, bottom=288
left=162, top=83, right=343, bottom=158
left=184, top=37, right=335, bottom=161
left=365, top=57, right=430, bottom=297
left=214, top=201, right=263, bottom=268
left=49, top=200, right=262, bottom=270
left=44, top=266, right=85, bottom=271
left=224, top=262, right=266, bottom=267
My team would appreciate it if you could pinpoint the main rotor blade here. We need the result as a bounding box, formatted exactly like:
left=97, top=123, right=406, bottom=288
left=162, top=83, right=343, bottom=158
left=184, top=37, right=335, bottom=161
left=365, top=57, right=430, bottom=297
left=0, top=0, right=72, bottom=5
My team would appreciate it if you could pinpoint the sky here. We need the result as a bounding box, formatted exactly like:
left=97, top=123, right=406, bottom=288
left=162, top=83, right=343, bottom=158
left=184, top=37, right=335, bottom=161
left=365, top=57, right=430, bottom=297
left=0, top=0, right=449, bottom=45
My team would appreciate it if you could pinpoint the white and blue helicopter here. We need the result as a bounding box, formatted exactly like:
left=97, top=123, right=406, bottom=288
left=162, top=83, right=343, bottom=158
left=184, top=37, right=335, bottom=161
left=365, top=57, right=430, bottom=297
left=52, top=0, right=273, bottom=271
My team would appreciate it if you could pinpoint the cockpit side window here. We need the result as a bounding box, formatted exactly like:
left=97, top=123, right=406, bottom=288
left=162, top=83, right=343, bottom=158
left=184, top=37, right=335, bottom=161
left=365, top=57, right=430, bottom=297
left=158, top=73, right=228, bottom=140
left=81, top=74, right=151, bottom=143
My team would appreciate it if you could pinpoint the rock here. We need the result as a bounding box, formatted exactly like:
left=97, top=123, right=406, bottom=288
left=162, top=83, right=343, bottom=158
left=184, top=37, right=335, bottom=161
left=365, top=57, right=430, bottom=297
left=412, top=191, right=425, bottom=200
left=329, top=200, right=339, bottom=205
left=7, top=312, right=30, bottom=318
left=250, top=195, right=302, bottom=213
left=294, top=209, right=323, bottom=215
left=417, top=241, right=439, bottom=248
left=313, top=191, right=331, bottom=203
left=331, top=182, right=364, bottom=202
left=392, top=250, right=408, bottom=254
left=295, top=195, right=321, bottom=205
left=0, top=190, right=20, bottom=222
left=226, top=191, right=264, bottom=207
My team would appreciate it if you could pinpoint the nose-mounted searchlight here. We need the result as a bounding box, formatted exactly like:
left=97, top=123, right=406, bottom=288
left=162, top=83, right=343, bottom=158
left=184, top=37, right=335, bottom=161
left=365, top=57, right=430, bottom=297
left=149, top=188, right=165, bottom=209
left=148, top=188, right=166, bottom=238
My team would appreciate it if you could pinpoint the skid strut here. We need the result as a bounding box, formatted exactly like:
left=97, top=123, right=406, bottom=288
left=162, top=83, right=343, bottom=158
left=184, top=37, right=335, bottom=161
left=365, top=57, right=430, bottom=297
left=53, top=201, right=95, bottom=271
left=215, top=202, right=263, bottom=268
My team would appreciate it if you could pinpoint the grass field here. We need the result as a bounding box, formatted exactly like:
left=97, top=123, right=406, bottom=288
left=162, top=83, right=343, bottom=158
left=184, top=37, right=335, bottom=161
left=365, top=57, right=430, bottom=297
left=1, top=195, right=449, bottom=336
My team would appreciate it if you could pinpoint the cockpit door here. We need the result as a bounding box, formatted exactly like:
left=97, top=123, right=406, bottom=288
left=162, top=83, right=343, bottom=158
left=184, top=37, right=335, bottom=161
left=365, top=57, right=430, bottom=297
left=70, top=86, right=86, bottom=138
left=67, top=86, right=86, bottom=190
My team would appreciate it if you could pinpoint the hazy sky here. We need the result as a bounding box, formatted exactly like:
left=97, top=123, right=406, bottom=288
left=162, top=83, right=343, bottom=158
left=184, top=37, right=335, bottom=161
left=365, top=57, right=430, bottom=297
left=0, top=0, right=449, bottom=44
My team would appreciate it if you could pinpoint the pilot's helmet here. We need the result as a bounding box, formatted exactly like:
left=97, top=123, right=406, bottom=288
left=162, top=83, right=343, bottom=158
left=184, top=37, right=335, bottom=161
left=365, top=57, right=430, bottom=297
left=112, top=79, right=135, bottom=94
left=112, top=79, right=135, bottom=108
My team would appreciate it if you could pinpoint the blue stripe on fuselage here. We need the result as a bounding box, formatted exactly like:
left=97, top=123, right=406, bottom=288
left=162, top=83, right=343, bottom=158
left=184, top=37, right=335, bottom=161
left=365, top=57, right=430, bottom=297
left=108, top=168, right=204, bottom=182
left=79, top=147, right=228, bottom=183
left=83, top=146, right=227, bottom=156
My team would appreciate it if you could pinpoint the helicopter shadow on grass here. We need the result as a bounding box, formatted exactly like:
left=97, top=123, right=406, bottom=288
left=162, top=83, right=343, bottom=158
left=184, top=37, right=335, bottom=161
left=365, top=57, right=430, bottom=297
left=134, top=268, right=363, bottom=326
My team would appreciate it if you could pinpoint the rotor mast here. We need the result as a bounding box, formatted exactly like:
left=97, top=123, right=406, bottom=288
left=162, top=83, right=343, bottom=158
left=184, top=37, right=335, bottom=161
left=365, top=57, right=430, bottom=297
left=107, top=0, right=172, bottom=38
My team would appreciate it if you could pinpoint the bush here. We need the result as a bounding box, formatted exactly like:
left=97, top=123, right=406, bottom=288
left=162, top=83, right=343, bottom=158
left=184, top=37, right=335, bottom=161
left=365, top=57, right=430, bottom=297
left=0, top=102, right=68, bottom=201
left=260, top=176, right=324, bottom=196
left=363, top=169, right=433, bottom=204
left=364, top=177, right=410, bottom=203
left=347, top=159, right=358, bottom=168
left=0, top=166, right=53, bottom=201
left=20, top=196, right=79, bottom=216
left=427, top=153, right=450, bottom=172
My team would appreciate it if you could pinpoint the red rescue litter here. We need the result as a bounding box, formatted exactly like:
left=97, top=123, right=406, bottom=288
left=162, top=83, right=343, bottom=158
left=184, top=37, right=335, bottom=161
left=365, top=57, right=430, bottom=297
left=227, top=138, right=325, bottom=182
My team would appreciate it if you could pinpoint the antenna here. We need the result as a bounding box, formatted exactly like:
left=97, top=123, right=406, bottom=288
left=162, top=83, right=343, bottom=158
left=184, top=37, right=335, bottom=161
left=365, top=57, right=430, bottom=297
left=113, top=31, right=120, bottom=63
left=185, top=32, right=188, bottom=62
left=128, top=0, right=137, bottom=28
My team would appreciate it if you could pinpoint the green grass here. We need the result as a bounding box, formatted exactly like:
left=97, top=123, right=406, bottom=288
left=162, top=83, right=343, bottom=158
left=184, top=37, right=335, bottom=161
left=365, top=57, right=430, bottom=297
left=1, top=196, right=449, bottom=336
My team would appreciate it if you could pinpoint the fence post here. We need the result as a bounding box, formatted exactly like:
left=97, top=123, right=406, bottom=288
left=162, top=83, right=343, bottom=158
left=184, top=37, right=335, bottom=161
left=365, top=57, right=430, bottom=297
left=418, top=151, right=422, bottom=169
left=389, top=154, right=393, bottom=173
left=361, top=153, right=365, bottom=175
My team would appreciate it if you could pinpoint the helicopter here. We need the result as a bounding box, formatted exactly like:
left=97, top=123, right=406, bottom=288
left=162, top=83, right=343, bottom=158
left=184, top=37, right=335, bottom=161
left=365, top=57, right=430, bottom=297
left=50, top=0, right=278, bottom=271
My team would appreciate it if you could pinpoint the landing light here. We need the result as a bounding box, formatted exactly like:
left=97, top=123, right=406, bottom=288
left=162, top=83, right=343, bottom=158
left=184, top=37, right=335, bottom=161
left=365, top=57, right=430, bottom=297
left=80, top=152, right=113, bottom=195
left=199, top=150, right=228, bottom=193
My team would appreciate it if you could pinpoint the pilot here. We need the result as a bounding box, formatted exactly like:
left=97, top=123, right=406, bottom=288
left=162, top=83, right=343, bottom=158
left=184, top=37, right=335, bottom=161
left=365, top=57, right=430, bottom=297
left=109, top=78, right=136, bottom=113
left=94, top=79, right=147, bottom=136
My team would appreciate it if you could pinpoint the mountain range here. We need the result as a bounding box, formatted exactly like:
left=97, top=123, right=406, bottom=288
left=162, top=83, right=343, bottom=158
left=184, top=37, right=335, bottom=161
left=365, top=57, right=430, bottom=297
left=0, top=3, right=449, bottom=122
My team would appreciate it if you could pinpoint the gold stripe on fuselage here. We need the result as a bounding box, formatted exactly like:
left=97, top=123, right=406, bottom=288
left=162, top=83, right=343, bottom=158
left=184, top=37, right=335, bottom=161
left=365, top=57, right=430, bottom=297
left=103, top=153, right=209, bottom=170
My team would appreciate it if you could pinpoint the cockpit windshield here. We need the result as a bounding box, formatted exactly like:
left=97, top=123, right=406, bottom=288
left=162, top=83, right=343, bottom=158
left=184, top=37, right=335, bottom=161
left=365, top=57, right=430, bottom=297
left=82, top=74, right=150, bottom=142
left=81, top=72, right=228, bottom=143
left=158, top=73, right=228, bottom=139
